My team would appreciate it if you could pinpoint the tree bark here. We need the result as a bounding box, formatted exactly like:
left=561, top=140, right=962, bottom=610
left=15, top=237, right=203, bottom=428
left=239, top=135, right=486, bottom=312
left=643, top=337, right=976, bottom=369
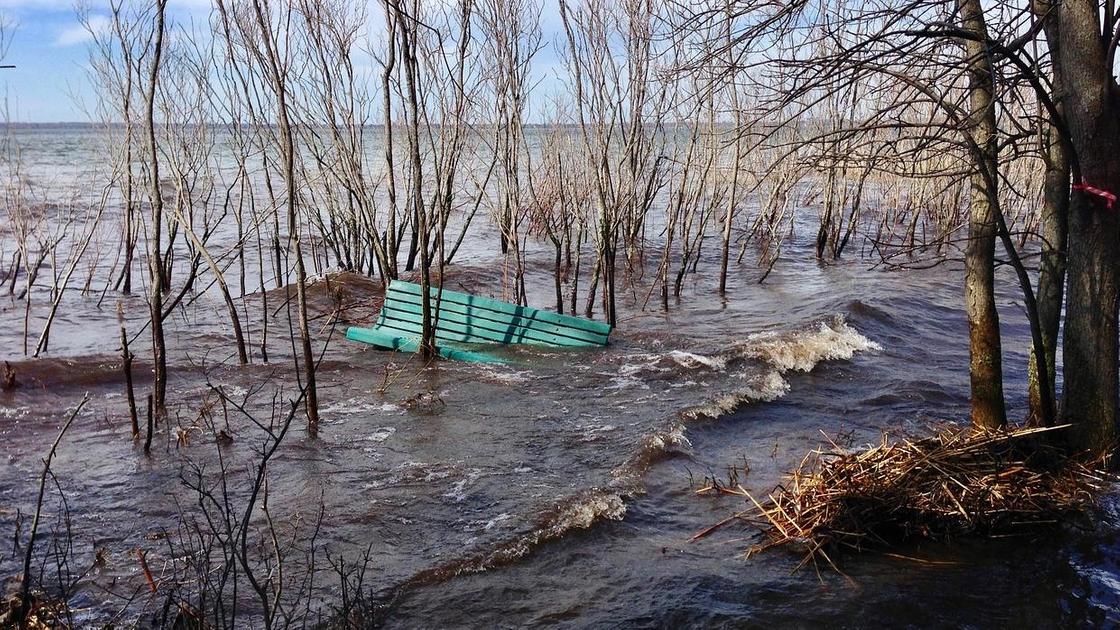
left=380, top=0, right=400, bottom=280
left=145, top=0, right=168, bottom=421
left=393, top=0, right=435, bottom=359
left=959, top=0, right=1007, bottom=430
left=1047, top=0, right=1120, bottom=454
left=1028, top=123, right=1069, bottom=426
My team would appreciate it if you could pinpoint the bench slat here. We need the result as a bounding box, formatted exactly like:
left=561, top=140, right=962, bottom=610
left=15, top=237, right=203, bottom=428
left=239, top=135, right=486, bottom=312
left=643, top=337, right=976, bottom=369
left=384, top=290, right=609, bottom=345
left=389, top=281, right=612, bottom=337
left=346, top=280, right=612, bottom=362
left=381, top=295, right=607, bottom=347
left=345, top=326, right=506, bottom=363
left=372, top=317, right=539, bottom=351
left=379, top=307, right=579, bottom=347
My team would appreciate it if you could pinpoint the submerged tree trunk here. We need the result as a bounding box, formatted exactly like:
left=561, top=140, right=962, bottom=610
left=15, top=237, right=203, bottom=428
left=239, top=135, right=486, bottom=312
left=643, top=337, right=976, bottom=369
left=248, top=0, right=319, bottom=432
left=145, top=0, right=169, bottom=421
left=959, top=0, right=1006, bottom=430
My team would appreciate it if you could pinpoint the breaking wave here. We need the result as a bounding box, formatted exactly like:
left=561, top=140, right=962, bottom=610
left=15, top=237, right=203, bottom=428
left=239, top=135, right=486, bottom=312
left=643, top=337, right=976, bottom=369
left=393, top=488, right=626, bottom=593
left=730, top=317, right=883, bottom=373
left=610, top=316, right=880, bottom=492
left=382, top=315, right=880, bottom=606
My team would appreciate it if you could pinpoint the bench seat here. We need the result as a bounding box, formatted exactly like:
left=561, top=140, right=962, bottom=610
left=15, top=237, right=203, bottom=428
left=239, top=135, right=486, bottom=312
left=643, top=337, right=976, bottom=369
left=345, top=280, right=612, bottom=363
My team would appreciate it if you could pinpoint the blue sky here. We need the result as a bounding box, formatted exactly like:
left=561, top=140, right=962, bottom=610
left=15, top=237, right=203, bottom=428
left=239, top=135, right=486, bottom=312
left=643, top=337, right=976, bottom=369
left=0, top=0, right=569, bottom=123
left=2, top=0, right=104, bottom=122
left=0, top=1, right=211, bottom=122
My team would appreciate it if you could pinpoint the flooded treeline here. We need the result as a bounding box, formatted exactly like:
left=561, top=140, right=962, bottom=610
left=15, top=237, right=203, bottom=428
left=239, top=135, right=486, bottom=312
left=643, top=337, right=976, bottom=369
left=1, top=0, right=1054, bottom=420
left=3, top=0, right=1114, bottom=625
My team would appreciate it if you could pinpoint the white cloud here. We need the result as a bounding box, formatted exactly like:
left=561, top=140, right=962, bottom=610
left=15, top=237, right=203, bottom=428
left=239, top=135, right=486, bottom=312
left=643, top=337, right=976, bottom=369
left=54, top=13, right=109, bottom=47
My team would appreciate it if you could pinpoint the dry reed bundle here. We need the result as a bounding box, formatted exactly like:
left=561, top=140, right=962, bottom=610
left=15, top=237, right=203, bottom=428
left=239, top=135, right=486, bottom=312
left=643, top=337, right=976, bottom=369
left=696, top=425, right=1115, bottom=570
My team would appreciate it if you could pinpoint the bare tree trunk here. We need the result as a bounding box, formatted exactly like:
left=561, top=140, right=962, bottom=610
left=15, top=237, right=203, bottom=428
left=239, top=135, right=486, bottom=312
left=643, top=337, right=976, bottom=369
left=108, top=2, right=137, bottom=296
left=145, top=0, right=169, bottom=421
left=959, top=0, right=1006, bottom=430
left=1048, top=0, right=1120, bottom=454
left=1062, top=188, right=1119, bottom=451
left=120, top=322, right=139, bottom=439
left=1028, top=122, right=1069, bottom=425
left=720, top=29, right=743, bottom=294
left=180, top=216, right=249, bottom=364
left=719, top=143, right=741, bottom=294
left=249, top=0, right=319, bottom=432
left=381, top=1, right=400, bottom=280
left=393, top=0, right=434, bottom=359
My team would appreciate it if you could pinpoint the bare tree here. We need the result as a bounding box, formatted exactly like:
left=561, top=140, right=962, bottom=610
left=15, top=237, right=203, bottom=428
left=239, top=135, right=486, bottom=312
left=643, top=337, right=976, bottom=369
left=479, top=0, right=543, bottom=305
left=558, top=0, right=671, bottom=325
left=143, top=0, right=170, bottom=420
left=214, top=0, right=321, bottom=431
left=1044, top=0, right=1120, bottom=453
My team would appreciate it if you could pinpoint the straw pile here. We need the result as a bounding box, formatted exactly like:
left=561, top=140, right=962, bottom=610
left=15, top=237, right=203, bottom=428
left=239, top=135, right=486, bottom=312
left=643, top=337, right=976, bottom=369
left=698, top=425, right=1115, bottom=570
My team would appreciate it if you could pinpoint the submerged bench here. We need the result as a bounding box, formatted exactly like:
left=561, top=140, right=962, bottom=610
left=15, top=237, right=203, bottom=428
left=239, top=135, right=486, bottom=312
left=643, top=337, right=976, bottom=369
left=345, top=280, right=612, bottom=363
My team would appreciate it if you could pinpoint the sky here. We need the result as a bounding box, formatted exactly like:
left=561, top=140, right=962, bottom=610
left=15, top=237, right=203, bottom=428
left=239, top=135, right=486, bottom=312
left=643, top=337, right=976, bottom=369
left=0, top=0, right=570, bottom=123
left=0, top=0, right=213, bottom=122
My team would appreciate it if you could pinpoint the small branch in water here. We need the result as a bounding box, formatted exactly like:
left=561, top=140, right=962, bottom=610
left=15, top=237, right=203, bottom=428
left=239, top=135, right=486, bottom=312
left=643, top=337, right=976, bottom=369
left=120, top=315, right=139, bottom=439
left=15, top=395, right=88, bottom=625
left=144, top=394, right=154, bottom=456
left=136, top=548, right=158, bottom=593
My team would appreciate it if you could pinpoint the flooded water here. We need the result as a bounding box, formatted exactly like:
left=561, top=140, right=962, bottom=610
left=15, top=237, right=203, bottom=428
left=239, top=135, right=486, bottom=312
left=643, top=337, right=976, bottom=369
left=1, top=125, right=1118, bottom=627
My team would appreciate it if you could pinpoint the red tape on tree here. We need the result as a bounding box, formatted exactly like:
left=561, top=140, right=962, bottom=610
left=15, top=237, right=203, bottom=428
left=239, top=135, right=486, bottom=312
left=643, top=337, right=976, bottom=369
left=1072, top=183, right=1117, bottom=209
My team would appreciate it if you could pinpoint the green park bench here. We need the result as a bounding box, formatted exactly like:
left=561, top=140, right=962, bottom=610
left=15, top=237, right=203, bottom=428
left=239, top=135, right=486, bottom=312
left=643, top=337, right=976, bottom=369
left=345, top=280, right=612, bottom=363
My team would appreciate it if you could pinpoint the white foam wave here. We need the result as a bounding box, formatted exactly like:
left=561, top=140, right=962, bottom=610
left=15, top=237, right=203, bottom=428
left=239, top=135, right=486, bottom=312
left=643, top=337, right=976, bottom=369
left=321, top=398, right=402, bottom=416
left=443, top=468, right=483, bottom=503
left=553, top=492, right=627, bottom=530
left=615, top=350, right=726, bottom=380
left=577, top=423, right=620, bottom=443
left=405, top=490, right=627, bottom=585
left=618, top=316, right=878, bottom=384
left=643, top=423, right=691, bottom=451
left=667, top=350, right=727, bottom=370
left=681, top=370, right=791, bottom=421
left=362, top=460, right=455, bottom=490
left=735, top=317, right=881, bottom=373
left=472, top=365, right=533, bottom=384
left=365, top=426, right=396, bottom=443
left=480, top=512, right=513, bottom=531
left=0, top=406, right=29, bottom=419
left=605, top=373, right=650, bottom=391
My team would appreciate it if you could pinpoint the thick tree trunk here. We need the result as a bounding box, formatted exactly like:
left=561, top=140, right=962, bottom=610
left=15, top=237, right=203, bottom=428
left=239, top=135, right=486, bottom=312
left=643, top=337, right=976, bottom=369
left=960, top=0, right=1007, bottom=430
left=1048, top=0, right=1120, bottom=454
left=1062, top=186, right=1119, bottom=452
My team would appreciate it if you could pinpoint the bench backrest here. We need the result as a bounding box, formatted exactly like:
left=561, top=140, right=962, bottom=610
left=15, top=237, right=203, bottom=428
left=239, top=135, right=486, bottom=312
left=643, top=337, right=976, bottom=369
left=375, top=280, right=611, bottom=347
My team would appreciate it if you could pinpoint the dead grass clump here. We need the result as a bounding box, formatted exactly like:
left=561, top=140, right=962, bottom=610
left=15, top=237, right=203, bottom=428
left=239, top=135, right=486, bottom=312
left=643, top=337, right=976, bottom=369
left=0, top=591, right=72, bottom=629
left=697, top=424, right=1116, bottom=570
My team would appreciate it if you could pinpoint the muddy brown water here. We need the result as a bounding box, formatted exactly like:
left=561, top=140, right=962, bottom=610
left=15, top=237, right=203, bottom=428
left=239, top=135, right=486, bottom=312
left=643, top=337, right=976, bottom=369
left=1, top=125, right=1117, bottom=627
